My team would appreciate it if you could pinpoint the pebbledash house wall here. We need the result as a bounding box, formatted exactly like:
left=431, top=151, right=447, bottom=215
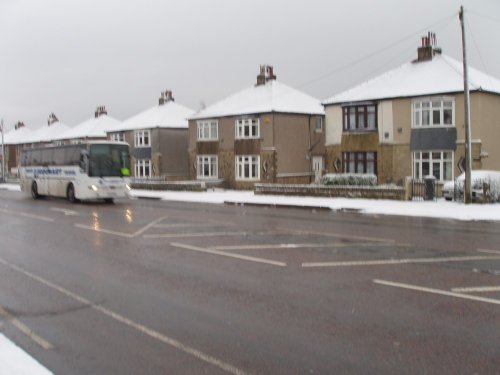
left=112, top=127, right=189, bottom=180
left=324, top=91, right=499, bottom=184
left=188, top=113, right=325, bottom=189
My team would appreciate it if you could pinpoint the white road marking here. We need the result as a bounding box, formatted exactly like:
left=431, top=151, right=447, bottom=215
left=0, top=208, right=54, bottom=222
left=170, top=243, right=287, bottom=267
left=477, top=248, right=500, bottom=255
left=451, top=286, right=500, bottom=293
left=144, top=231, right=282, bottom=239
left=302, top=255, right=500, bottom=268
left=75, top=216, right=167, bottom=238
left=50, top=207, right=78, bottom=216
left=144, top=231, right=246, bottom=239
left=153, top=223, right=220, bottom=228
left=0, top=306, right=53, bottom=350
left=211, top=242, right=409, bottom=251
left=373, top=279, right=500, bottom=306
left=0, top=256, right=247, bottom=375
left=277, top=227, right=396, bottom=243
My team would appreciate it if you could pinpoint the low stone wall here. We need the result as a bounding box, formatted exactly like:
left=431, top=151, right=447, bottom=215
left=130, top=178, right=226, bottom=191
left=254, top=183, right=406, bottom=200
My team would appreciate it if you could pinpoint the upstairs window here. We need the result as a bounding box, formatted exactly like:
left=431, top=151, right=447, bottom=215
left=315, top=117, right=323, bottom=132
left=111, top=132, right=124, bottom=142
left=235, top=118, right=260, bottom=139
left=343, top=104, right=377, bottom=131
left=134, top=130, right=150, bottom=147
left=197, top=120, right=218, bottom=141
left=413, top=98, right=454, bottom=127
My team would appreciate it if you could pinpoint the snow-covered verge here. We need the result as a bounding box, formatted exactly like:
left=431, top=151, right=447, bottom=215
left=0, top=334, right=53, bottom=375
left=128, top=188, right=500, bottom=222
left=1, top=183, right=499, bottom=222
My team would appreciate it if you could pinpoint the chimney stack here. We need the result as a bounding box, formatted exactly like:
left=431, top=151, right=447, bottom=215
left=416, top=32, right=441, bottom=62
left=159, top=90, right=174, bottom=105
left=47, top=113, right=59, bottom=126
left=256, top=65, right=277, bottom=85
left=94, top=105, right=107, bottom=118
left=14, top=121, right=25, bottom=130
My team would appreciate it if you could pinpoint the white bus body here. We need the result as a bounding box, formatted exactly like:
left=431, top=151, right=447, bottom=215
left=19, top=141, right=131, bottom=203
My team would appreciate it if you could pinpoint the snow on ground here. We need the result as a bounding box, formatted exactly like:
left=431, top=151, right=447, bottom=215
left=0, top=334, right=53, bottom=375
left=1, top=183, right=499, bottom=221
left=127, top=189, right=500, bottom=222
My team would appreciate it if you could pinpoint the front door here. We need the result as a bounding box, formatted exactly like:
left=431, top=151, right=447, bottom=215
left=312, top=156, right=324, bottom=183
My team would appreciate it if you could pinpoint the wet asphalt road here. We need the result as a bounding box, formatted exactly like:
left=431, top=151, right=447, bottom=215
left=0, top=189, right=499, bottom=374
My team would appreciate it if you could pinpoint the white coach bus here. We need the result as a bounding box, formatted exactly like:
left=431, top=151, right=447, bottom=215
left=19, top=141, right=131, bottom=203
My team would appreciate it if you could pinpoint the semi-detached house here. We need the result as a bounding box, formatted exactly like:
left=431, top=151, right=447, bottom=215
left=107, top=91, right=194, bottom=180
left=188, top=66, right=325, bottom=189
left=322, top=33, right=500, bottom=185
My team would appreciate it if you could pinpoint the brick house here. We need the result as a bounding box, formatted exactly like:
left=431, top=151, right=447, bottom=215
left=322, top=33, right=500, bottom=185
left=107, top=91, right=194, bottom=180
left=188, top=66, right=325, bottom=189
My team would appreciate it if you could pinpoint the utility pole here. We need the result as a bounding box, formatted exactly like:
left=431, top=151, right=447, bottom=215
left=459, top=5, right=472, bottom=204
left=1, top=118, right=5, bottom=183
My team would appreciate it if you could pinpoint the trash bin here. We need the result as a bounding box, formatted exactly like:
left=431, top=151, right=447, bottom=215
left=424, top=175, right=436, bottom=201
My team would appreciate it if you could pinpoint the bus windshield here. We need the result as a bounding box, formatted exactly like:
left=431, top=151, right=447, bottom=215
left=88, top=144, right=130, bottom=177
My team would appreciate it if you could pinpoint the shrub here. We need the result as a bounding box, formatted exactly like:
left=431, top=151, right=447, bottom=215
left=322, top=173, right=377, bottom=186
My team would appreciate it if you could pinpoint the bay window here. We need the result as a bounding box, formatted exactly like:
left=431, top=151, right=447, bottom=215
left=197, top=155, right=217, bottom=179
left=413, top=151, right=453, bottom=181
left=236, top=155, right=260, bottom=180
left=342, top=152, right=377, bottom=174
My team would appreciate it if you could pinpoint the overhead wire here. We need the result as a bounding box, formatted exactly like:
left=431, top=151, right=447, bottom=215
left=295, top=12, right=457, bottom=91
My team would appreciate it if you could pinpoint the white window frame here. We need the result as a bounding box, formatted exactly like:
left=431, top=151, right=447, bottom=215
left=110, top=132, right=124, bottom=142
left=412, top=97, right=455, bottom=128
left=235, top=118, right=260, bottom=139
left=135, top=159, right=152, bottom=177
left=196, top=155, right=218, bottom=179
left=197, top=120, right=218, bottom=141
left=134, top=130, right=151, bottom=147
left=235, top=155, right=260, bottom=181
left=315, top=116, right=323, bottom=132
left=412, top=150, right=453, bottom=182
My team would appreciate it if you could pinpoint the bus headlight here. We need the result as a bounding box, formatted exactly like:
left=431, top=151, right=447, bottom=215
left=90, top=185, right=99, bottom=192
left=125, top=183, right=132, bottom=191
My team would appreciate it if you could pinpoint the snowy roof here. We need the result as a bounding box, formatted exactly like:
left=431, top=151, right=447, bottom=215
left=323, top=54, right=500, bottom=105
left=56, top=114, right=120, bottom=140
left=3, top=126, right=33, bottom=145
left=109, top=100, right=194, bottom=132
left=190, top=80, right=325, bottom=120
left=23, top=121, right=70, bottom=143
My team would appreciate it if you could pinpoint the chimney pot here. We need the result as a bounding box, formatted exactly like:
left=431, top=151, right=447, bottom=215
left=159, top=90, right=174, bottom=105
left=47, top=113, right=58, bottom=126
left=95, top=105, right=107, bottom=118
left=416, top=32, right=439, bottom=62
left=256, top=65, right=277, bottom=86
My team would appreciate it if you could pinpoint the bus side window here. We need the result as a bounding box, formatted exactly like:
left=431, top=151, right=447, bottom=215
left=79, top=151, right=88, bottom=172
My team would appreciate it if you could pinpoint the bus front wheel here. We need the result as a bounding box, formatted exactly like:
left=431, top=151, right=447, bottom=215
left=67, top=184, right=77, bottom=203
left=31, top=181, right=40, bottom=200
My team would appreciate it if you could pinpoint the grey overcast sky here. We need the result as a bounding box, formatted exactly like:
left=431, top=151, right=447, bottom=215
left=1, top=0, right=499, bottom=131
